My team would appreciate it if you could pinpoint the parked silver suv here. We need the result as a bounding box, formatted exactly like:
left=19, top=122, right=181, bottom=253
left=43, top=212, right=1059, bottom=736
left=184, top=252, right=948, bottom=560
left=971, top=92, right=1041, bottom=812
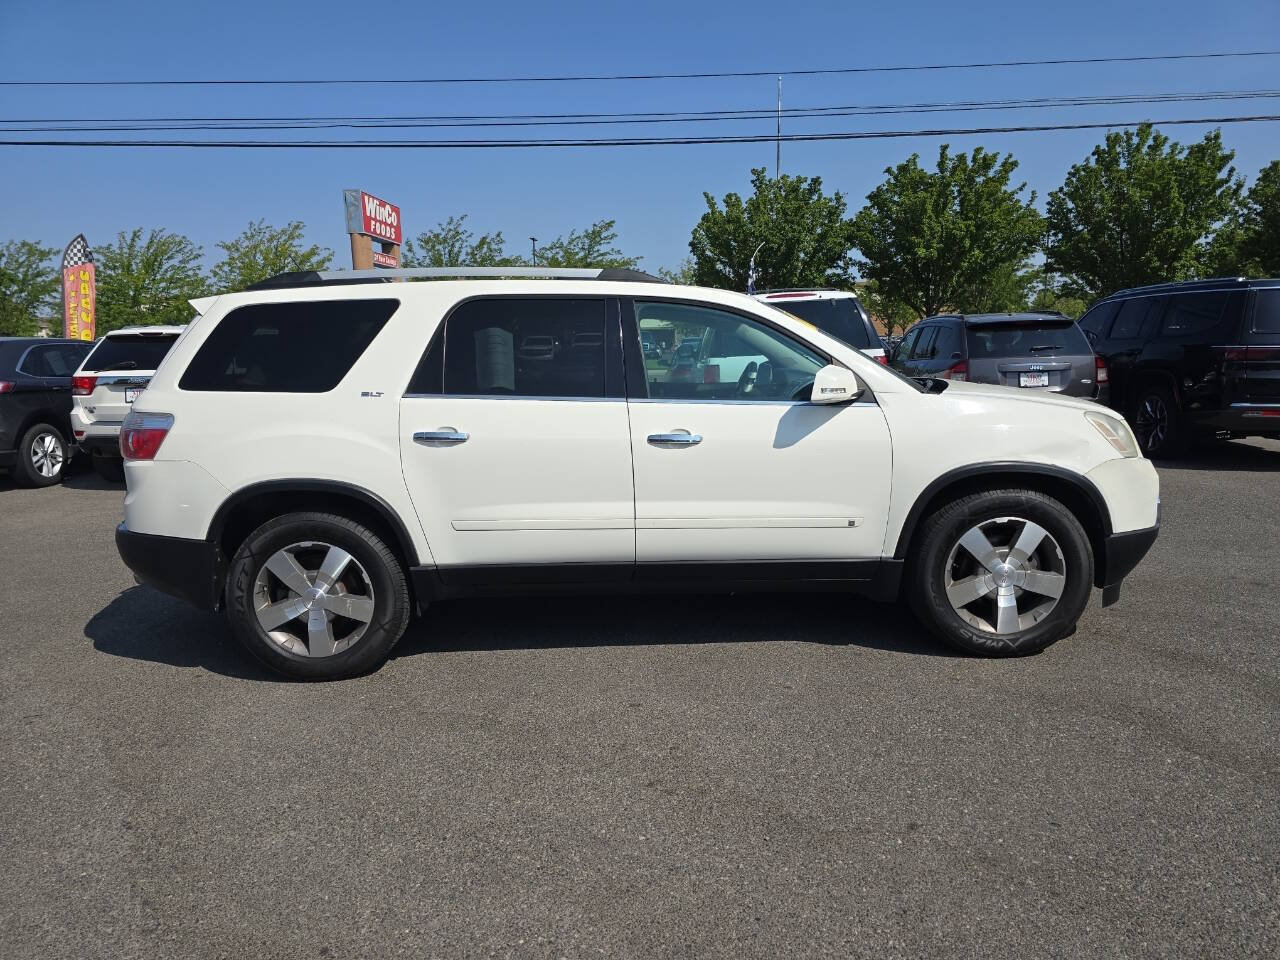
left=891, top=312, right=1108, bottom=401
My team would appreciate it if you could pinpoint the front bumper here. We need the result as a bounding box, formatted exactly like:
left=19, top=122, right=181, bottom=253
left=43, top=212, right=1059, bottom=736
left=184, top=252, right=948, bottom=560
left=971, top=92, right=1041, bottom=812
left=1098, top=523, right=1160, bottom=607
left=116, top=524, right=223, bottom=611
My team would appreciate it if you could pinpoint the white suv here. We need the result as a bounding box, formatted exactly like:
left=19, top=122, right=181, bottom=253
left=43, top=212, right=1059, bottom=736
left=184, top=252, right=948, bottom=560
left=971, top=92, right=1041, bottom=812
left=72, top=326, right=184, bottom=480
left=115, top=268, right=1160, bottom=680
left=752, top=289, right=887, bottom=363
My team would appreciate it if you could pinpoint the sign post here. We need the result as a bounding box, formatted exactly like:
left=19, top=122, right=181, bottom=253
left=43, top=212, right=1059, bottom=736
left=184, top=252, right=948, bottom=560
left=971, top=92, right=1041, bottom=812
left=343, top=189, right=402, bottom=270
left=60, top=234, right=96, bottom=341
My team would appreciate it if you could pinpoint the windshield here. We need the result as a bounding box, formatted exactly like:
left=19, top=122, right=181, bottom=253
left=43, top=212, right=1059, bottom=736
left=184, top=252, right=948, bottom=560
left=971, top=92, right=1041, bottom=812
left=81, top=333, right=179, bottom=372
left=773, top=298, right=873, bottom=349
left=966, top=321, right=1090, bottom=359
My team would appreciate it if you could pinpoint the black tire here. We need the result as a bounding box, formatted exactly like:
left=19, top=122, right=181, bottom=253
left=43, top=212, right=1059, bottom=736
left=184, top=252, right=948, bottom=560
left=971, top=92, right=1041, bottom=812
left=1128, top=383, right=1189, bottom=459
left=11, top=422, right=67, bottom=487
left=908, top=489, right=1094, bottom=657
left=225, top=512, right=411, bottom=680
left=91, top=454, right=126, bottom=483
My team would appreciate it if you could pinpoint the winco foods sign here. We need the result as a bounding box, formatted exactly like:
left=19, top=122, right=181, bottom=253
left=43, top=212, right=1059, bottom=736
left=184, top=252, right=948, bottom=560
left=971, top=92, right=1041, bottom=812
left=343, top=189, right=402, bottom=245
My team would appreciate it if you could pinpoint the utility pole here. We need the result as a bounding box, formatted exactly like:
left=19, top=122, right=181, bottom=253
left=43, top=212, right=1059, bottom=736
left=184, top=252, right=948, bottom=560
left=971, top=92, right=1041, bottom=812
left=530, top=237, right=538, bottom=265
left=776, top=74, right=782, bottom=179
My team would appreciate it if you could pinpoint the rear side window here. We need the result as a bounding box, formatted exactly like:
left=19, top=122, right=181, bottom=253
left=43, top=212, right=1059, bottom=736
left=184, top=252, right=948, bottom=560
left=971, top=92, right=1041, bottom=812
left=20, top=344, right=87, bottom=377
left=441, top=298, right=609, bottom=398
left=932, top=323, right=960, bottom=358
left=179, top=300, right=397, bottom=392
left=771, top=298, right=873, bottom=349
left=81, top=333, right=179, bottom=373
left=1252, top=289, right=1280, bottom=334
left=1110, top=297, right=1162, bottom=339
left=910, top=327, right=938, bottom=360
left=1160, top=292, right=1229, bottom=337
left=966, top=321, right=1091, bottom=358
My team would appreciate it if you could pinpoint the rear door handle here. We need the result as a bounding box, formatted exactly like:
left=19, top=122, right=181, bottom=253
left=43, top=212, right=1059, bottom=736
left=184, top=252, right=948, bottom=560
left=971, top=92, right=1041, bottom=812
left=414, top=430, right=469, bottom=445
left=647, top=432, right=702, bottom=446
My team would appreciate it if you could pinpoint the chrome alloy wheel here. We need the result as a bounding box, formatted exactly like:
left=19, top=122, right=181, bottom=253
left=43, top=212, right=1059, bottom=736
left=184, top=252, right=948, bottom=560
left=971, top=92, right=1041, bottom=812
left=30, top=431, right=64, bottom=478
left=252, top=541, right=376, bottom=657
left=1133, top=394, right=1168, bottom=453
left=943, top=517, right=1067, bottom=636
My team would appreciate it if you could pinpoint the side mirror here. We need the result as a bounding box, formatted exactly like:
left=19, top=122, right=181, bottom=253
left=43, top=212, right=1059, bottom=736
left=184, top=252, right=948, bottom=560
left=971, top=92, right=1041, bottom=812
left=810, top=364, right=863, bottom=405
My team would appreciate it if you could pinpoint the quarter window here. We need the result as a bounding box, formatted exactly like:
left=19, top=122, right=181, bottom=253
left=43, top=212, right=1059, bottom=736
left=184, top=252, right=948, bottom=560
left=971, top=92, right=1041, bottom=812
left=179, top=299, right=397, bottom=392
left=1077, top=301, right=1119, bottom=343
left=635, top=301, right=824, bottom=401
left=1253, top=289, right=1280, bottom=334
left=441, top=298, right=609, bottom=398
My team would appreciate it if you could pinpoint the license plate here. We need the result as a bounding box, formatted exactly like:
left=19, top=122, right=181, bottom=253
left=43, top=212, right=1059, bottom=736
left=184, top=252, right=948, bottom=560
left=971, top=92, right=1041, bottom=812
left=124, top=388, right=141, bottom=403
left=1019, top=372, right=1049, bottom=388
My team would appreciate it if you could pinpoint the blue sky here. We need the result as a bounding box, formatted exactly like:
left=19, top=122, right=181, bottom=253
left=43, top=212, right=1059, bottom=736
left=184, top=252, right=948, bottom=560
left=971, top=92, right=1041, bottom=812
left=1, top=0, right=1278, bottom=274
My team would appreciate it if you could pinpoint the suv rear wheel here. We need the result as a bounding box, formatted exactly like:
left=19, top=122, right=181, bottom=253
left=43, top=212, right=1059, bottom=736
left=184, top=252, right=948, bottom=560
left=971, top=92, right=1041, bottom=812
left=910, top=489, right=1093, bottom=656
left=12, top=422, right=67, bottom=488
left=225, top=512, right=411, bottom=680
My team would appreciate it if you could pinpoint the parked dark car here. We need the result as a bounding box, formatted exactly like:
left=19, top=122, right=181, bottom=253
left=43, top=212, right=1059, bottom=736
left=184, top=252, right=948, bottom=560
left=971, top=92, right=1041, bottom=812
left=890, top=312, right=1106, bottom=400
left=0, top=337, right=93, bottom=487
left=1079, top=278, right=1280, bottom=457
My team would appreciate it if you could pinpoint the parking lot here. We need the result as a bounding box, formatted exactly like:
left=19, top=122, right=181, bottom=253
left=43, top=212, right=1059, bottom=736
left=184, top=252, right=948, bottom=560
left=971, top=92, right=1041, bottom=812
left=0, top=443, right=1277, bottom=959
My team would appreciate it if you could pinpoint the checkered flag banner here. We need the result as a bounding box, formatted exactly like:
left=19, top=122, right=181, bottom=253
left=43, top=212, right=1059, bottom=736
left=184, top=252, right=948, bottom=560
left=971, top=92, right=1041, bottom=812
left=61, top=233, right=93, bottom=271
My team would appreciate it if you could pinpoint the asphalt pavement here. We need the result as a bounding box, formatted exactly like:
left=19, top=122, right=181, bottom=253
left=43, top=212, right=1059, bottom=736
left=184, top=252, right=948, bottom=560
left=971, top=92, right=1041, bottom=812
left=1, top=442, right=1277, bottom=959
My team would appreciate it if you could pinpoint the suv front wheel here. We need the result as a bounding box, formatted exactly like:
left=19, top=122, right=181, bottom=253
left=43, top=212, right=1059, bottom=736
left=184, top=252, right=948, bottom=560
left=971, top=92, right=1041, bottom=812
left=910, top=489, right=1094, bottom=656
left=225, top=512, right=411, bottom=680
left=1129, top=383, right=1188, bottom=459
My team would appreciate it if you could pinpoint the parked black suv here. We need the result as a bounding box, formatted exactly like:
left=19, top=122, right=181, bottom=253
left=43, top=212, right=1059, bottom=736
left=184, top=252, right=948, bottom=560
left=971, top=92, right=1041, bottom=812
left=1079, top=278, right=1280, bottom=457
left=0, top=337, right=93, bottom=487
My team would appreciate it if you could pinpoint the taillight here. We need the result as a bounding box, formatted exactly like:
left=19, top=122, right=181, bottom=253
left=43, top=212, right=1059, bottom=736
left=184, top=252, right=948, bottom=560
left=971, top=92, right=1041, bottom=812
left=1095, top=356, right=1109, bottom=384
left=120, top=411, right=174, bottom=461
left=874, top=354, right=889, bottom=365
left=703, top=364, right=720, bottom=384
left=72, top=375, right=97, bottom=396
left=946, top=361, right=968, bottom=381
left=0, top=380, right=14, bottom=394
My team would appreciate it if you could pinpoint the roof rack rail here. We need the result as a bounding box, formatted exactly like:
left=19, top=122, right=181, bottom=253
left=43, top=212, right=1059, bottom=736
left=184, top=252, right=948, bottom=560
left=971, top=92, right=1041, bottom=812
left=1106, top=276, right=1249, bottom=298
left=244, top=266, right=668, bottom=291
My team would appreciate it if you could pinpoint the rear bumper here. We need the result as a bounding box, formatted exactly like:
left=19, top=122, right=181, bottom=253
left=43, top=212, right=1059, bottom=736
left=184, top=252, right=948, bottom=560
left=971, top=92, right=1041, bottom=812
left=115, top=524, right=223, bottom=611
left=0, top=449, right=15, bottom=469
left=1099, top=523, right=1159, bottom=607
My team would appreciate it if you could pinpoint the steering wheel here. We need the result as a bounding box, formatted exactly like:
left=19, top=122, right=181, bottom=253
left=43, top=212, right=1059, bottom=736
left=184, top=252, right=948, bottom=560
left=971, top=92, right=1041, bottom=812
left=736, top=361, right=759, bottom=397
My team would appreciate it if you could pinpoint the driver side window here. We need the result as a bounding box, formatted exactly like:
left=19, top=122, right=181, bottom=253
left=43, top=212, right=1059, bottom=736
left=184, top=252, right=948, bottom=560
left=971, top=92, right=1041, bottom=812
left=635, top=301, right=825, bottom=402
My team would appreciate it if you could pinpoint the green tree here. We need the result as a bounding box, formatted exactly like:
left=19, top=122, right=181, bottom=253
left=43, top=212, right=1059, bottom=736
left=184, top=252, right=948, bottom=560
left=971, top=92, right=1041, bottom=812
left=658, top=258, right=696, bottom=285
left=1045, top=124, right=1242, bottom=300
left=1206, top=160, right=1280, bottom=277
left=0, top=240, right=59, bottom=337
left=537, top=219, right=639, bottom=269
left=859, top=281, right=915, bottom=337
left=210, top=219, right=332, bottom=292
left=97, top=228, right=207, bottom=333
left=402, top=215, right=518, bottom=267
left=851, top=145, right=1044, bottom=319
left=690, top=168, right=855, bottom=290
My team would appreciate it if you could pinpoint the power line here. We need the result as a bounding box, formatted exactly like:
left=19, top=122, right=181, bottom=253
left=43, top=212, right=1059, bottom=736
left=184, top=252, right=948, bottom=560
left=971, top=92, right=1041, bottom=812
left=1, top=113, right=1276, bottom=149
left=2, top=50, right=1278, bottom=87
left=4, top=90, right=1278, bottom=133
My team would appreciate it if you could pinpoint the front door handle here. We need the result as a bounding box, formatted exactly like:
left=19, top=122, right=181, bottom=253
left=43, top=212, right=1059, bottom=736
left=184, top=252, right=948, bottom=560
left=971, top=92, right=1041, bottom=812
left=414, top=430, right=469, bottom=445
left=647, top=432, right=702, bottom=446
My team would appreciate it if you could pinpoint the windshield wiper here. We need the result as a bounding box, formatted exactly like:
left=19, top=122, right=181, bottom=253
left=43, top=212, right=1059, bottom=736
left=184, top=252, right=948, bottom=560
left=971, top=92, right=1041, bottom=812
left=110, top=360, right=139, bottom=369
left=1027, top=345, right=1061, bottom=353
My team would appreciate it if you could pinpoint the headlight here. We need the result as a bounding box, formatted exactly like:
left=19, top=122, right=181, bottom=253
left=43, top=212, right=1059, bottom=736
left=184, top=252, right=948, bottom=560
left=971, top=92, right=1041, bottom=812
left=1085, top=411, right=1140, bottom=458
